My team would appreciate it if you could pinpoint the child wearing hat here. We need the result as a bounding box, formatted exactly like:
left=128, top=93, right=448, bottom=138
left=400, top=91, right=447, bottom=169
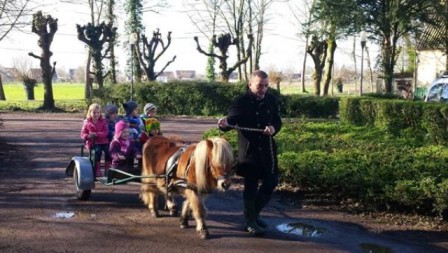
left=122, top=101, right=144, bottom=145
left=139, top=103, right=162, bottom=143
left=109, top=120, right=142, bottom=171
left=103, top=104, right=119, bottom=142
left=80, top=103, right=111, bottom=177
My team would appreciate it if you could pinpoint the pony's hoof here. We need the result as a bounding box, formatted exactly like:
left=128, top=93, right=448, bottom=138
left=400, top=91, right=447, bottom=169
left=180, top=218, right=189, bottom=229
left=198, top=229, right=210, bottom=240
left=149, top=209, right=159, bottom=218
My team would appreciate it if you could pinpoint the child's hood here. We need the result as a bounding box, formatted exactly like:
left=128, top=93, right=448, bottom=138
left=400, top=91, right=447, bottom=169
left=114, top=120, right=127, bottom=139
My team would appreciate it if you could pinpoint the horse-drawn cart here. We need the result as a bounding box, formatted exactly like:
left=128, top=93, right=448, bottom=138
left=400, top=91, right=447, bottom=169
left=65, top=143, right=184, bottom=201
left=65, top=136, right=234, bottom=239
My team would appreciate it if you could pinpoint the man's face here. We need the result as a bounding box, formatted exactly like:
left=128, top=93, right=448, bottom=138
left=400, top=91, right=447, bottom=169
left=248, top=75, right=269, bottom=99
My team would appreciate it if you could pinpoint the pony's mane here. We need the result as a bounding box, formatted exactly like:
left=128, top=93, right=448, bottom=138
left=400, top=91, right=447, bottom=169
left=194, top=137, right=234, bottom=193
left=210, top=137, right=234, bottom=169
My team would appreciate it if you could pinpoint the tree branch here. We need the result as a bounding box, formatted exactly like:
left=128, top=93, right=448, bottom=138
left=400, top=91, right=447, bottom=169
left=28, top=52, right=41, bottom=60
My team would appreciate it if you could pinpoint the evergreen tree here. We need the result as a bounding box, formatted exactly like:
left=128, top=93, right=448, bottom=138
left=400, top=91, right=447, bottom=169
left=124, top=0, right=144, bottom=82
left=206, top=42, right=216, bottom=82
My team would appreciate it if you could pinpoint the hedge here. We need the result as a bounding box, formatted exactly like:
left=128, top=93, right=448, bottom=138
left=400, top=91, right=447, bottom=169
left=92, top=81, right=339, bottom=118
left=339, top=97, right=448, bottom=145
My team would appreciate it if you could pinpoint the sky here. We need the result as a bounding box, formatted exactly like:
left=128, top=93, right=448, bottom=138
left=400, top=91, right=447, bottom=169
left=0, top=0, right=374, bottom=76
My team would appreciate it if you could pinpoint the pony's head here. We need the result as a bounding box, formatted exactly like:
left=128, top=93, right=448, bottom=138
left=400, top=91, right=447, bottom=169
left=194, top=137, right=234, bottom=193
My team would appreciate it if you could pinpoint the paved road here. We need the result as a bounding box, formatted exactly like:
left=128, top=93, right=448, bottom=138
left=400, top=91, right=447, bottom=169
left=0, top=113, right=445, bottom=253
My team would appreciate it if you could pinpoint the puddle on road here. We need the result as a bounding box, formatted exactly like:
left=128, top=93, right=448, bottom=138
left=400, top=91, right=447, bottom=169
left=276, top=222, right=324, bottom=237
left=360, top=243, right=393, bottom=253
left=53, top=211, right=75, bottom=219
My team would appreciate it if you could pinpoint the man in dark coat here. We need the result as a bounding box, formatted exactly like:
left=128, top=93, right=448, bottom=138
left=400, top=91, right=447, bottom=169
left=218, top=70, right=282, bottom=236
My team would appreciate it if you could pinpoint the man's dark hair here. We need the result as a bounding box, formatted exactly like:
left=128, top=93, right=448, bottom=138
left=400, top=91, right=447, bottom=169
left=251, top=70, right=268, bottom=79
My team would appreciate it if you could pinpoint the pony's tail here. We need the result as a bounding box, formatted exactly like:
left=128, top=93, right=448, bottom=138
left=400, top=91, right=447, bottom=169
left=194, top=139, right=211, bottom=193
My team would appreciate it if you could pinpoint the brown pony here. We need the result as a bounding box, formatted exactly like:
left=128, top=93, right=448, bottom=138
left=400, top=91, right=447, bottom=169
left=140, top=136, right=234, bottom=239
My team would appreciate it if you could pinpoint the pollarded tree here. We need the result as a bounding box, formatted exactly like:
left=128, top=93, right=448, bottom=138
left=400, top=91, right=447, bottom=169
left=194, top=33, right=253, bottom=82
left=307, top=0, right=360, bottom=96
left=76, top=22, right=117, bottom=89
left=185, top=0, right=221, bottom=81
left=28, top=11, right=57, bottom=110
left=135, top=29, right=176, bottom=81
left=187, top=0, right=276, bottom=81
left=306, top=34, right=327, bottom=96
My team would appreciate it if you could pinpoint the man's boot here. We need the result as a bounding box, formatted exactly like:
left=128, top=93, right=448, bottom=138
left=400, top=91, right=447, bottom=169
left=244, top=200, right=265, bottom=236
left=255, top=193, right=271, bottom=228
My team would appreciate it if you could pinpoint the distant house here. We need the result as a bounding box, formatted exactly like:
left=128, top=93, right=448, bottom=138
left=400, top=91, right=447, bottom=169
left=291, top=73, right=302, bottom=81
left=416, top=23, right=447, bottom=87
left=29, top=68, right=43, bottom=82
left=29, top=68, right=59, bottom=82
left=228, top=72, right=239, bottom=82
left=0, top=67, right=18, bottom=82
left=175, top=70, right=196, bottom=80
left=156, top=71, right=176, bottom=82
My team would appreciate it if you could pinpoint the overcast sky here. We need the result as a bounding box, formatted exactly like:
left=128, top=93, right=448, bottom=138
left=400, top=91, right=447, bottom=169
left=0, top=0, right=374, bottom=76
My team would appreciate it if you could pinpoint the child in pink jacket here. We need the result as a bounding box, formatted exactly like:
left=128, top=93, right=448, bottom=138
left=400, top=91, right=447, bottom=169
left=109, top=120, right=141, bottom=170
left=80, top=103, right=111, bottom=177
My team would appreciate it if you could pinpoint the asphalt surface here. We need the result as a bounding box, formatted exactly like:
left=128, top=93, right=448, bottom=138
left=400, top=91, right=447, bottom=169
left=0, top=112, right=447, bottom=253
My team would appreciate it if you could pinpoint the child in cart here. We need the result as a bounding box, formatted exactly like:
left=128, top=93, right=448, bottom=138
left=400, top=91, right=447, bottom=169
left=103, top=104, right=119, bottom=142
left=139, top=103, right=162, bottom=143
left=122, top=101, right=145, bottom=146
left=109, top=120, right=142, bottom=171
left=80, top=103, right=111, bottom=177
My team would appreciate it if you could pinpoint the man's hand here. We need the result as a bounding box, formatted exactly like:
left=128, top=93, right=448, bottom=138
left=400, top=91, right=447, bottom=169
left=263, top=126, right=275, bottom=136
left=217, top=117, right=229, bottom=128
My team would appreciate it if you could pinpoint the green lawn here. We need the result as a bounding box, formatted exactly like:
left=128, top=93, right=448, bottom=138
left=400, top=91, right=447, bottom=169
left=2, top=82, right=85, bottom=101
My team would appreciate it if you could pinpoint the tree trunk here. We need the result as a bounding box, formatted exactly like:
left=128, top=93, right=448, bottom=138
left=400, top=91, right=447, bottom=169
left=352, top=36, right=358, bottom=94
left=383, top=39, right=394, bottom=93
left=313, top=69, right=322, bottom=96
left=365, top=46, right=374, bottom=93
left=322, top=38, right=336, bottom=96
left=0, top=75, right=5, bottom=100
left=41, top=55, right=55, bottom=109
left=29, top=11, right=57, bottom=110
left=85, top=53, right=91, bottom=99
left=301, top=37, right=309, bottom=93
left=110, top=43, right=117, bottom=84
left=307, top=36, right=327, bottom=96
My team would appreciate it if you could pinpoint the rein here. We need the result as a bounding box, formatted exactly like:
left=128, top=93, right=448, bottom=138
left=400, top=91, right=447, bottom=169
left=225, top=124, right=275, bottom=174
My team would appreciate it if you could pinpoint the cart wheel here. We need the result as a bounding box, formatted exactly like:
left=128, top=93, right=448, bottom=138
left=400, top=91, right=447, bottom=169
left=74, top=169, right=91, bottom=200
left=77, top=189, right=91, bottom=201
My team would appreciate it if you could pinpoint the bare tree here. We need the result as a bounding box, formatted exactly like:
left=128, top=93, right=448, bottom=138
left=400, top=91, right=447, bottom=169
left=187, top=0, right=278, bottom=81
left=306, top=34, right=327, bottom=96
left=0, top=0, right=36, bottom=100
left=185, top=0, right=221, bottom=80
left=12, top=56, right=33, bottom=79
left=28, top=11, right=57, bottom=110
left=62, top=0, right=106, bottom=98
left=194, top=33, right=253, bottom=82
left=0, top=0, right=36, bottom=41
left=76, top=22, right=117, bottom=88
left=135, top=29, right=176, bottom=81
left=289, top=0, right=315, bottom=93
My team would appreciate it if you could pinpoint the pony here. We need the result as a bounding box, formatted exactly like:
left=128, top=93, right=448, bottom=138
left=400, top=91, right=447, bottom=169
left=140, top=135, right=234, bottom=239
